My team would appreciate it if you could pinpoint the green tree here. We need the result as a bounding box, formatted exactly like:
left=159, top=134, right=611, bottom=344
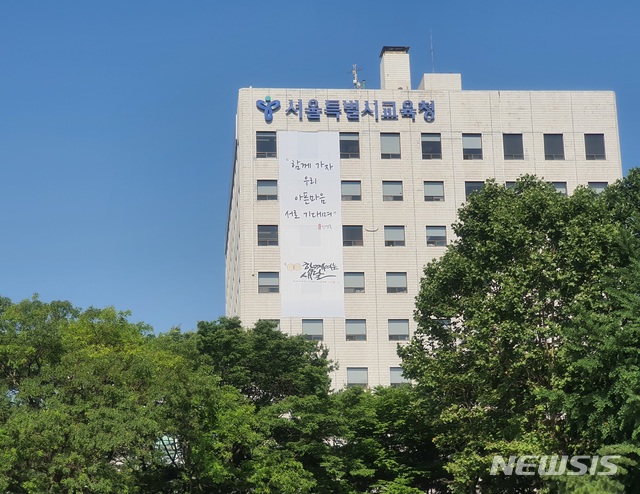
left=400, top=175, right=640, bottom=493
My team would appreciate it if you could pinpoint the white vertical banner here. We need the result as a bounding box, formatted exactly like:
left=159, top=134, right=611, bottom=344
left=279, top=131, right=344, bottom=317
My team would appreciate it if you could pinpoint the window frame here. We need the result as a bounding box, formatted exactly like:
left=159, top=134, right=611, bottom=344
left=341, top=180, right=362, bottom=201
left=388, top=319, right=410, bottom=341
left=342, top=225, right=364, bottom=246
left=257, top=225, right=278, bottom=246
left=346, top=367, right=368, bottom=388
left=386, top=272, right=408, bottom=294
left=256, top=131, right=277, bottom=158
left=302, top=319, right=323, bottom=341
left=426, top=226, right=447, bottom=247
left=344, top=272, right=365, bottom=293
left=462, top=133, right=483, bottom=160
left=390, top=367, right=410, bottom=387
left=384, top=225, right=406, bottom=247
left=258, top=272, right=279, bottom=293
left=380, top=133, right=401, bottom=159
left=421, top=133, right=442, bottom=159
left=544, top=134, right=565, bottom=160
left=257, top=179, right=278, bottom=200
left=588, top=181, right=608, bottom=194
left=345, top=319, right=367, bottom=341
left=465, top=181, right=484, bottom=200
left=585, top=133, right=606, bottom=160
left=340, top=132, right=360, bottom=159
left=424, top=181, right=445, bottom=202
left=503, top=133, right=524, bottom=160
left=382, top=181, right=403, bottom=201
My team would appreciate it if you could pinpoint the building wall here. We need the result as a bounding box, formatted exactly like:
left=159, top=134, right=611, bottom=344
left=226, top=79, right=622, bottom=390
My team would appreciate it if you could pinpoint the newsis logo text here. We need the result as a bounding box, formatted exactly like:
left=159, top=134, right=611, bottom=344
left=490, top=455, right=620, bottom=476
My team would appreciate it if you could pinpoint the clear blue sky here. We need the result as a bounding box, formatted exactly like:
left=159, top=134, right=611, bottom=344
left=1, top=1, right=638, bottom=333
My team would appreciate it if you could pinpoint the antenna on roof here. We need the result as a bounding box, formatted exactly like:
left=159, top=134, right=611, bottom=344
left=430, top=30, right=435, bottom=73
left=350, top=64, right=364, bottom=88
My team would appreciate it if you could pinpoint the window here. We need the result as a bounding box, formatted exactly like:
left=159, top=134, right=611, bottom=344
left=344, top=272, right=365, bottom=293
left=585, top=134, right=605, bottom=160
left=552, top=182, right=567, bottom=196
left=256, top=131, right=276, bottom=158
left=341, top=181, right=362, bottom=201
left=421, top=133, right=442, bottom=159
left=345, top=319, right=366, bottom=341
left=465, top=181, right=484, bottom=200
left=462, top=133, right=483, bottom=160
left=380, top=133, right=401, bottom=159
left=382, top=181, right=403, bottom=201
left=340, top=132, right=360, bottom=159
left=386, top=272, right=407, bottom=293
left=426, top=226, right=447, bottom=247
left=259, top=319, right=280, bottom=330
left=388, top=319, right=410, bottom=341
left=544, top=134, right=564, bottom=160
left=257, top=180, right=278, bottom=200
left=346, top=367, right=368, bottom=388
left=258, top=272, right=279, bottom=293
left=505, top=181, right=517, bottom=189
left=384, top=226, right=405, bottom=247
left=390, top=367, right=410, bottom=387
left=424, top=181, right=445, bottom=201
left=588, top=181, right=608, bottom=194
left=302, top=319, right=323, bottom=341
left=503, top=133, right=524, bottom=159
left=257, top=225, right=278, bottom=246
left=343, top=225, right=363, bottom=246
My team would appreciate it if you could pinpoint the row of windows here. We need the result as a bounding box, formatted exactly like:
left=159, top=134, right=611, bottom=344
left=258, top=225, right=447, bottom=247
left=258, top=271, right=410, bottom=293
left=257, top=179, right=609, bottom=201
left=294, top=318, right=414, bottom=342
left=256, top=131, right=607, bottom=161
left=347, top=367, right=410, bottom=388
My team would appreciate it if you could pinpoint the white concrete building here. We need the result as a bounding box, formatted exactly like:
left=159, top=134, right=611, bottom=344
left=225, top=46, right=622, bottom=389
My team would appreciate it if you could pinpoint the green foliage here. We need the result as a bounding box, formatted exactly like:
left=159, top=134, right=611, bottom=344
left=401, top=174, right=640, bottom=492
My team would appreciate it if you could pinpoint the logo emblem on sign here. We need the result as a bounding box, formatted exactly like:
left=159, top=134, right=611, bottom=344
left=256, top=96, right=281, bottom=123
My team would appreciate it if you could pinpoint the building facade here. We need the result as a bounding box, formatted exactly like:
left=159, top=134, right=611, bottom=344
left=225, top=46, right=622, bottom=389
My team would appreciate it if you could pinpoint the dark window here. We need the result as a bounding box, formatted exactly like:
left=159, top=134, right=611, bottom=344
left=257, top=225, right=278, bottom=246
left=588, top=181, right=608, bottom=194
left=343, top=225, right=363, bottom=246
left=340, top=133, right=360, bottom=159
left=505, top=181, right=517, bottom=189
left=386, top=272, right=407, bottom=293
left=382, top=181, right=403, bottom=201
left=388, top=319, right=409, bottom=341
left=344, top=272, right=365, bottom=293
left=380, top=133, right=401, bottom=159
left=585, top=134, right=606, bottom=160
left=258, top=272, right=279, bottom=293
left=421, top=133, right=442, bottom=159
left=256, top=131, right=276, bottom=158
left=302, top=319, right=323, bottom=341
left=424, top=181, right=445, bottom=201
left=257, top=180, right=277, bottom=200
left=462, top=133, right=483, bottom=160
left=341, top=181, right=362, bottom=201
left=503, top=133, right=524, bottom=159
left=544, top=134, right=564, bottom=160
left=551, top=182, right=567, bottom=196
left=426, top=226, right=447, bottom=247
left=384, top=226, right=405, bottom=246
left=465, top=181, right=484, bottom=200
left=345, top=319, right=366, bottom=341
